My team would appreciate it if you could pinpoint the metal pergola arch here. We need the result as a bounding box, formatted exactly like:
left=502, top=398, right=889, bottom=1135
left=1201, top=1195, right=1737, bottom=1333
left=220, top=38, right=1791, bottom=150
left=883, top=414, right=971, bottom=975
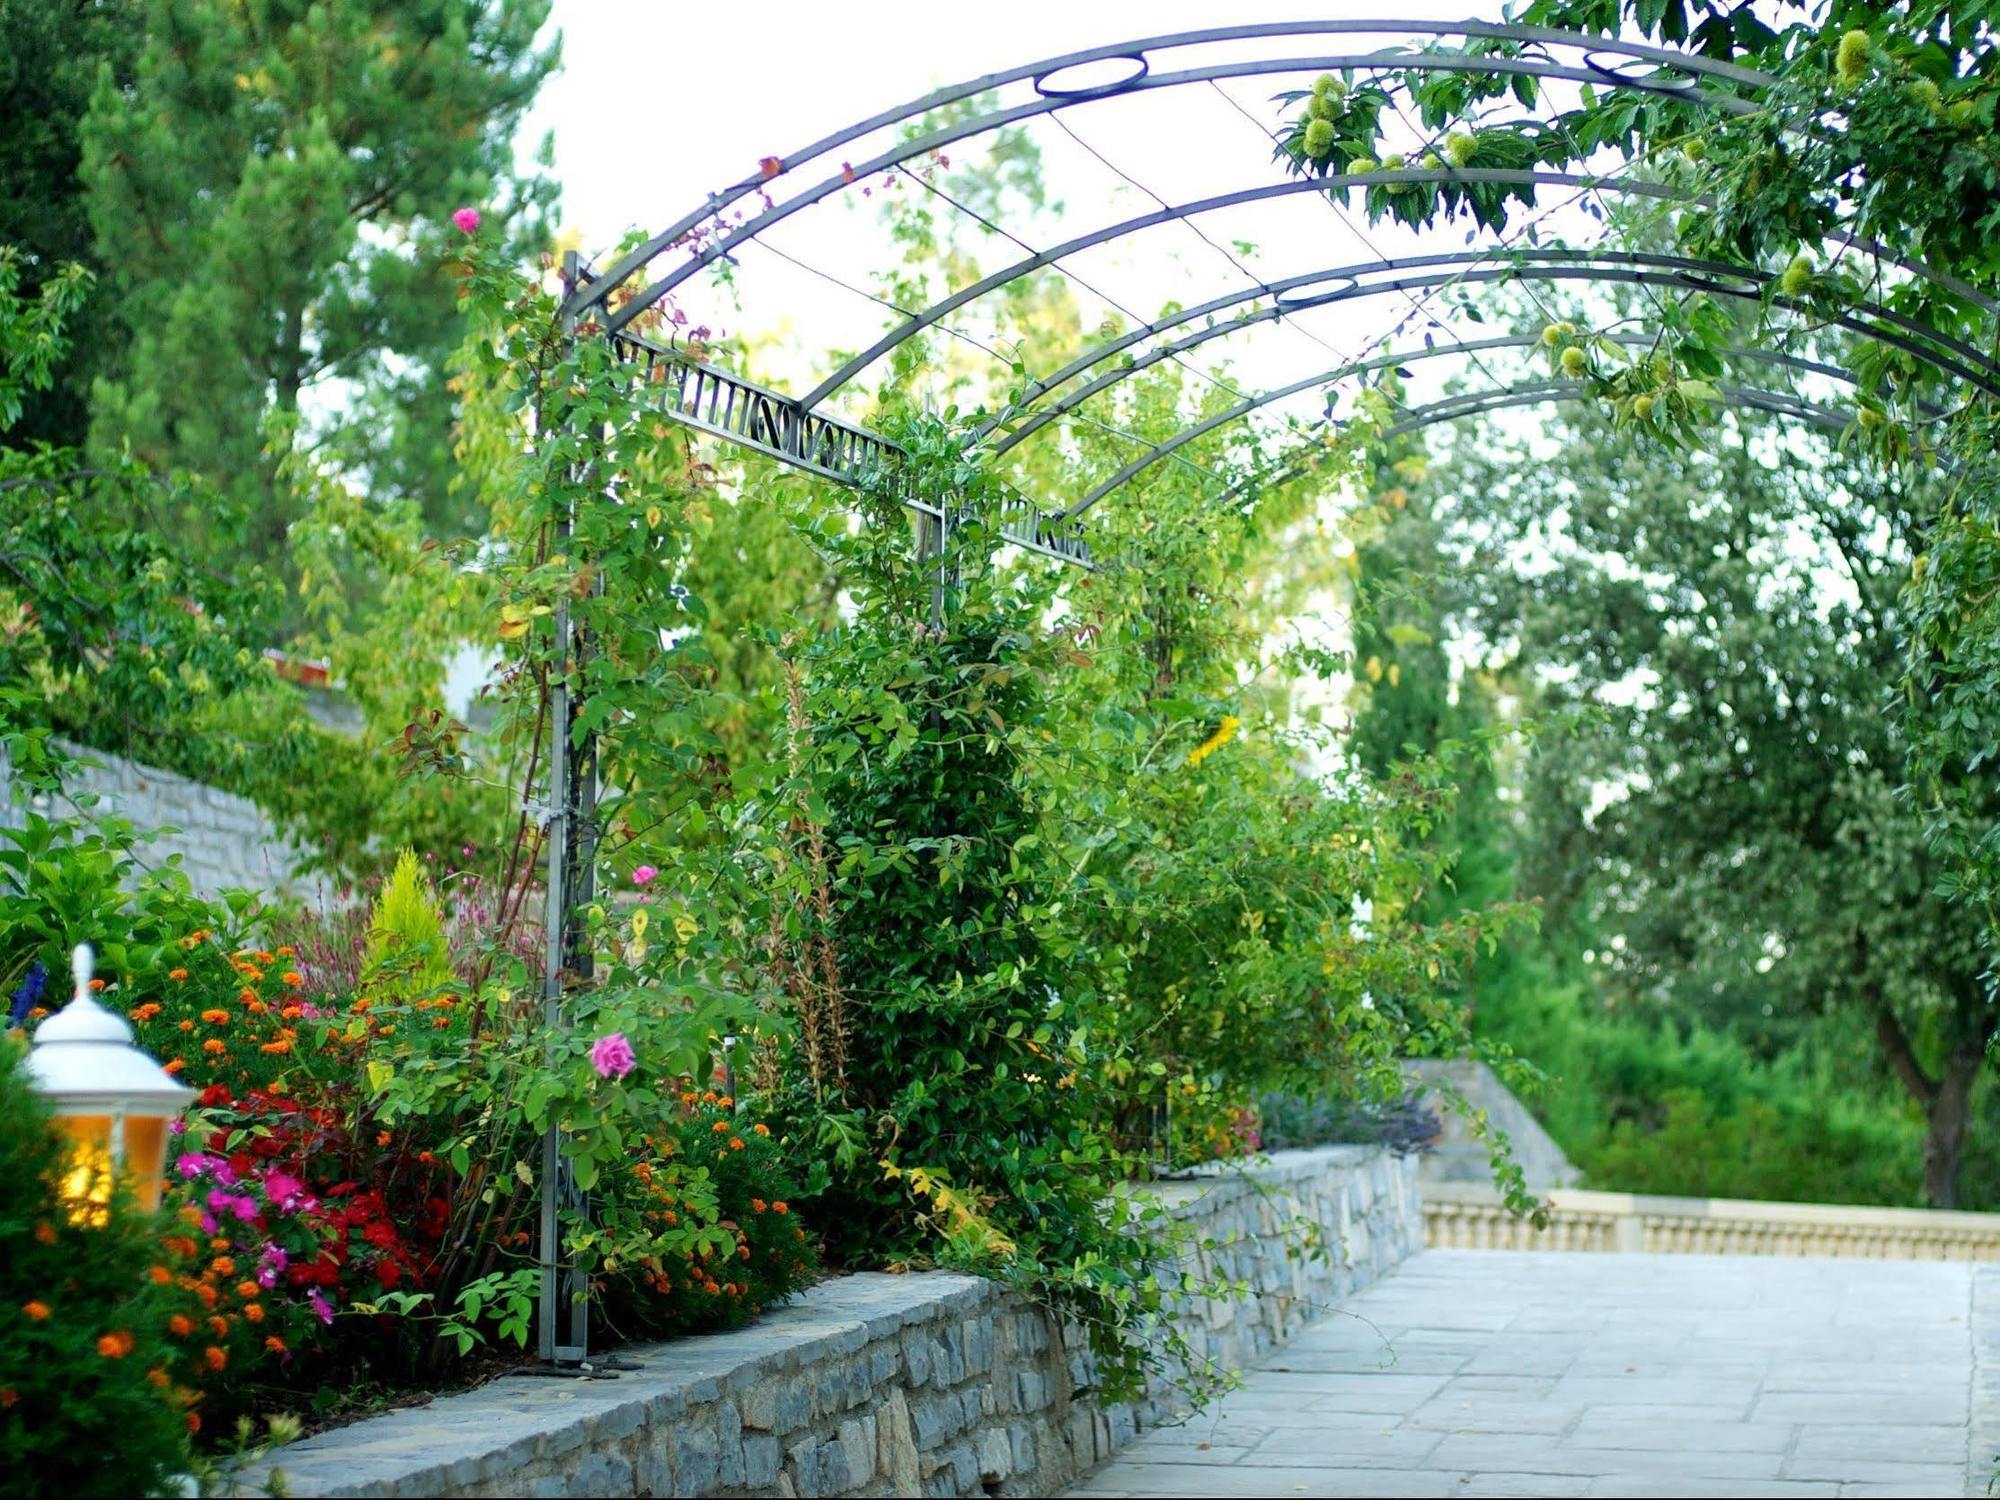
left=572, top=20, right=1778, bottom=332
left=528, top=18, right=1998, bottom=1370
left=1069, top=333, right=1873, bottom=517
left=980, top=251, right=2000, bottom=498
left=804, top=170, right=1995, bottom=417
left=1232, top=377, right=1856, bottom=511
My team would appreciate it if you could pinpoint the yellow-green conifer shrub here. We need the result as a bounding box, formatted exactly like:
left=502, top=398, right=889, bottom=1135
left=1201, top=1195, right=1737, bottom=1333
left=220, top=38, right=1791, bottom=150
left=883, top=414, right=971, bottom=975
left=363, top=849, right=455, bottom=997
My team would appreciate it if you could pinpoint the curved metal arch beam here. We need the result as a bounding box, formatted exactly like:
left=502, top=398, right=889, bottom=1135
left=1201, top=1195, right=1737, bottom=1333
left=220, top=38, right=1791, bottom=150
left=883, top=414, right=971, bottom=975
left=1237, top=379, right=1849, bottom=504
left=804, top=170, right=1994, bottom=413
left=583, top=37, right=1772, bottom=336
left=801, top=170, right=1675, bottom=409
left=579, top=21, right=1774, bottom=321
left=984, top=255, right=2000, bottom=463
left=1065, top=333, right=1864, bottom=517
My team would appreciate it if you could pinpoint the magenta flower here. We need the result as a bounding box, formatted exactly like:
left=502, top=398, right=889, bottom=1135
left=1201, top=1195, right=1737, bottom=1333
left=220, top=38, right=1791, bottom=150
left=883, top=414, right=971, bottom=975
left=264, top=1171, right=306, bottom=1212
left=590, top=1032, right=636, bottom=1080
left=309, top=1288, right=334, bottom=1326
left=632, top=865, right=659, bottom=886
left=175, top=1153, right=211, bottom=1179
left=452, top=206, right=482, bottom=235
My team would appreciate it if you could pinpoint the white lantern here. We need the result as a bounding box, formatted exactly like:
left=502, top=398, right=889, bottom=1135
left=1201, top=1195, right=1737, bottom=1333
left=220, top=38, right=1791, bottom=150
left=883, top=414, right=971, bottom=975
left=25, top=944, right=194, bottom=1216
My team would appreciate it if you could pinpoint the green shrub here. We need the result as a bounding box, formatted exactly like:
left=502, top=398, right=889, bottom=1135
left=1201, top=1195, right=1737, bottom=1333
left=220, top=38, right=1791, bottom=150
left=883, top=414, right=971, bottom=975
left=364, top=849, right=456, bottom=998
left=0, top=1037, right=192, bottom=1496
left=597, top=1090, right=814, bottom=1338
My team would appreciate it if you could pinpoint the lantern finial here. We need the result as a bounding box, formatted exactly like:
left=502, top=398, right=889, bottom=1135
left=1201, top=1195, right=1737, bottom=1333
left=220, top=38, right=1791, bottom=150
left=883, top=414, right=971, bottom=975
left=72, top=942, right=93, bottom=1002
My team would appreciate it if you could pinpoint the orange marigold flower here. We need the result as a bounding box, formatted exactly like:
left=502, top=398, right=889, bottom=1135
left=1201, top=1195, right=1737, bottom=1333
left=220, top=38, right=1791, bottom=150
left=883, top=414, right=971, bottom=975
left=243, top=1303, right=264, bottom=1324
left=753, top=1123, right=770, bottom=1137
left=22, top=1301, right=50, bottom=1321
left=264, top=1336, right=287, bottom=1355
left=772, top=1201, right=789, bottom=1215
left=203, top=1039, right=226, bottom=1055
left=147, top=1368, right=169, bottom=1388
left=417, top=1150, right=434, bottom=1164
left=281, top=1005, right=303, bottom=1020
left=186, top=1413, right=201, bottom=1434
left=282, top=971, right=303, bottom=987
left=238, top=987, right=257, bottom=1004
left=88, top=978, right=107, bottom=992
left=729, top=1138, right=745, bottom=1151
left=208, top=1316, right=228, bottom=1339
left=211, top=1256, right=236, bottom=1277
left=204, top=1346, right=228, bottom=1372
left=178, top=1020, right=195, bottom=1033
left=246, top=999, right=267, bottom=1014
left=164, top=1059, right=185, bottom=1074
left=150, top=1266, right=172, bottom=1285
left=235, top=1280, right=259, bottom=1299
left=195, top=1284, right=218, bottom=1308
left=201, top=1009, right=229, bottom=1026
left=751, top=1198, right=767, bottom=1213
left=169, top=968, right=189, bottom=982
left=255, top=951, right=275, bottom=965
left=132, top=1003, right=161, bottom=1022
left=259, top=1039, right=292, bottom=1055
left=33, top=1222, right=55, bottom=1245
left=97, top=1331, right=134, bottom=1358
left=275, top=945, right=295, bottom=958
left=168, top=1314, right=194, bottom=1337
left=163, top=1236, right=196, bottom=1258
left=376, top=1130, right=392, bottom=1147
left=711, top=1120, right=730, bottom=1133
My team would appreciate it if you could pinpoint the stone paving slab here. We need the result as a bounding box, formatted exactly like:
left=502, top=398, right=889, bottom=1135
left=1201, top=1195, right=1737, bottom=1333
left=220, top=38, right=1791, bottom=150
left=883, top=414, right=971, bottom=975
left=1067, top=1249, right=1990, bottom=1499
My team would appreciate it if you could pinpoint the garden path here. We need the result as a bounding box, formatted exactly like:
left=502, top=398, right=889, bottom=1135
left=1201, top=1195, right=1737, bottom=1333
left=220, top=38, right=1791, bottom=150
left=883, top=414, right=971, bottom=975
left=1068, top=1248, right=1997, bottom=1498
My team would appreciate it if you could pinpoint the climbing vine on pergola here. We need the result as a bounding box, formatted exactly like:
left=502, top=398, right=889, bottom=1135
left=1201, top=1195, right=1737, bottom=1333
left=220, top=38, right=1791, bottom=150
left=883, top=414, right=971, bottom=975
left=524, top=12, right=2000, bottom=1362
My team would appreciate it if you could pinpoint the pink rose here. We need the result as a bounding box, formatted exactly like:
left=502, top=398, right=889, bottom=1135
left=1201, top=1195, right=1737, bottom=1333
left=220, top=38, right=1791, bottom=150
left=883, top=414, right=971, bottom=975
left=632, top=865, right=659, bottom=886
left=452, top=206, right=482, bottom=235
left=590, top=1031, right=636, bottom=1080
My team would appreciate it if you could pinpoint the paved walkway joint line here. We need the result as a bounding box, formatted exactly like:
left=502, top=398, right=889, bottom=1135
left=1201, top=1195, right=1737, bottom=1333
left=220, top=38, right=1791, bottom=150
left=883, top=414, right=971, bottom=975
left=1068, top=1248, right=1986, bottom=1499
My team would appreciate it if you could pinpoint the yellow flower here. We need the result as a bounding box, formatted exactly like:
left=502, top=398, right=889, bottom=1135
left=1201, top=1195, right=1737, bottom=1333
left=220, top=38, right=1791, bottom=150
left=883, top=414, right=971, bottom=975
left=1186, top=715, right=1241, bottom=769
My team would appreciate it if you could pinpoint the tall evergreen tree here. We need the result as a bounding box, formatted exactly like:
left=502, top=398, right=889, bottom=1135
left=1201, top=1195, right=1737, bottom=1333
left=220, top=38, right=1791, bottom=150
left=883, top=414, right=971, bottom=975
left=0, top=0, right=139, bottom=449
left=80, top=0, right=559, bottom=571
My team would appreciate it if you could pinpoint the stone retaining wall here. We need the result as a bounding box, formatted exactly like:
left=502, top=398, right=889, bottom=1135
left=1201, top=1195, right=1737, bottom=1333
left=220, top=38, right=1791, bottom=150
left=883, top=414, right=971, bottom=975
left=0, top=739, right=321, bottom=903
left=255, top=1145, right=1421, bottom=1498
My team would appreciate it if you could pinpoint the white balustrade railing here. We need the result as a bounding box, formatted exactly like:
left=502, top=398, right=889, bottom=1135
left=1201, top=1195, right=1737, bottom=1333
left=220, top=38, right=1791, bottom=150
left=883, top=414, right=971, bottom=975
left=1423, top=1181, right=2000, bottom=1261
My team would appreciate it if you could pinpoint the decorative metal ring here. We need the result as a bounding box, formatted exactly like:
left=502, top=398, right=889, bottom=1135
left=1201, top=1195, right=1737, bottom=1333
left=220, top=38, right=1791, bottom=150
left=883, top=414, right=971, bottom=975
left=1033, top=53, right=1150, bottom=100
left=1273, top=276, right=1359, bottom=311
left=1582, top=49, right=1701, bottom=93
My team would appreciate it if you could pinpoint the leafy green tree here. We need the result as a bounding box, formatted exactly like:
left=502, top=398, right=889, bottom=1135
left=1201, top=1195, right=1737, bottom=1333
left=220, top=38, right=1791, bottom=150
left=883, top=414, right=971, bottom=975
left=79, top=0, right=560, bottom=572
left=0, top=0, right=137, bottom=449
left=1427, top=401, right=1993, bottom=1206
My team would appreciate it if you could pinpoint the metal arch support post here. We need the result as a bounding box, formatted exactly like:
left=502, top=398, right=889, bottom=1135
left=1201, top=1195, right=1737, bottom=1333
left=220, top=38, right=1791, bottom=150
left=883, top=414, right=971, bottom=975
left=572, top=20, right=1778, bottom=329
left=535, top=251, right=601, bottom=1371
left=1065, top=333, right=1866, bottom=516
